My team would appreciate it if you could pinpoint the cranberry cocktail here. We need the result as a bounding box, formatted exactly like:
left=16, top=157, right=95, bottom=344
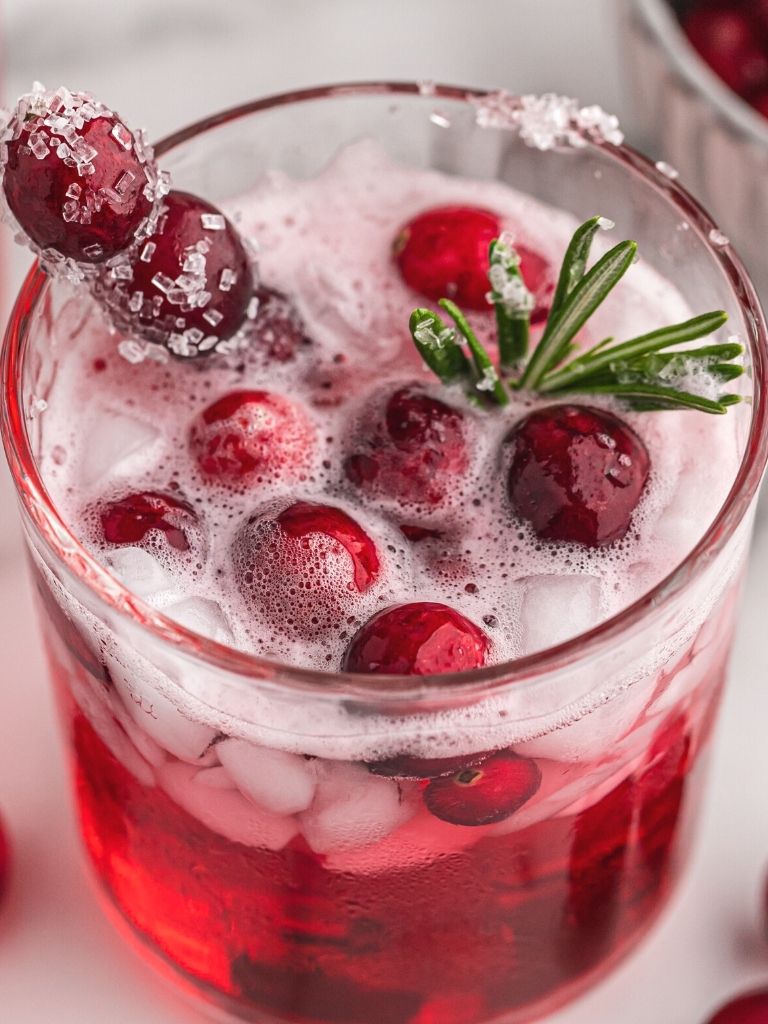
left=1, top=84, right=766, bottom=1024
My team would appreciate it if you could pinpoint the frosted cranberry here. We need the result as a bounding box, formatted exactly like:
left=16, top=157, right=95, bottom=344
left=344, top=385, right=468, bottom=508
left=250, top=285, right=311, bottom=362
left=705, top=991, right=768, bottom=1024
left=394, top=205, right=552, bottom=320
left=342, top=602, right=489, bottom=676
left=97, top=190, right=253, bottom=357
left=368, top=750, right=491, bottom=779
left=2, top=86, right=158, bottom=263
left=424, top=749, right=541, bottom=826
left=99, top=491, right=197, bottom=552
left=684, top=8, right=768, bottom=96
left=190, top=390, right=314, bottom=483
left=505, top=404, right=650, bottom=547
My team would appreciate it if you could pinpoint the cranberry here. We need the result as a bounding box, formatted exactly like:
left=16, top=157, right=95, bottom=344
left=1, top=85, right=161, bottom=264
left=751, top=90, right=768, bottom=119
left=96, top=190, right=253, bottom=357
left=505, top=404, right=650, bottom=547
left=342, top=602, right=489, bottom=676
left=233, top=500, right=380, bottom=635
left=99, top=491, right=197, bottom=552
left=250, top=285, right=311, bottom=363
left=424, top=749, right=541, bottom=826
left=394, top=204, right=552, bottom=320
left=344, top=385, right=468, bottom=509
left=367, top=750, right=491, bottom=779
left=399, top=524, right=443, bottom=542
left=683, top=8, right=768, bottom=97
left=705, top=991, right=768, bottom=1024
left=189, top=390, right=315, bottom=484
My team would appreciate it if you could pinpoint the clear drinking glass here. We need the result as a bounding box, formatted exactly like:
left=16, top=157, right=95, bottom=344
left=2, top=83, right=767, bottom=1024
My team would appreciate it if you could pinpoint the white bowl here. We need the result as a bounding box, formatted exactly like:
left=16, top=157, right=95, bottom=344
left=624, top=0, right=768, bottom=293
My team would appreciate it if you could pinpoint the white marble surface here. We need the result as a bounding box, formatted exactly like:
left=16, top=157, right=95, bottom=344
left=0, top=1, right=766, bottom=1022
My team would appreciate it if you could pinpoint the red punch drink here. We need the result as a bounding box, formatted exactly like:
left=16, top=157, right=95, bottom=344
left=2, top=84, right=767, bottom=1024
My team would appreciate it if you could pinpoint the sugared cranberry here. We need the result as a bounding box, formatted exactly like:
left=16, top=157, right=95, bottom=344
left=342, top=602, right=489, bottom=676
left=345, top=385, right=468, bottom=509
left=684, top=8, right=768, bottom=97
left=705, top=991, right=768, bottom=1024
left=190, top=390, right=315, bottom=483
left=99, top=491, right=197, bottom=552
left=250, top=285, right=311, bottom=363
left=233, top=500, right=380, bottom=635
left=368, top=750, right=491, bottom=779
left=96, top=190, right=253, bottom=357
left=1, top=85, right=161, bottom=264
left=424, top=749, right=541, bottom=826
left=394, top=205, right=552, bottom=320
left=504, top=404, right=650, bottom=547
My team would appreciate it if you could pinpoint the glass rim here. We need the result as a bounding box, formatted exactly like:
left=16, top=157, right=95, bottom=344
left=3, top=79, right=768, bottom=703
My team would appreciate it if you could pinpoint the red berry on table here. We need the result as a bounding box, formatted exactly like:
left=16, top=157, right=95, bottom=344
left=99, top=491, right=198, bottom=552
left=1, top=85, right=163, bottom=267
left=505, top=403, right=650, bottom=548
left=705, top=990, right=768, bottom=1024
left=96, top=189, right=253, bottom=357
left=424, top=749, right=541, bottom=826
left=394, top=204, right=552, bottom=320
left=683, top=8, right=768, bottom=97
left=189, top=390, right=315, bottom=484
left=344, top=385, right=468, bottom=510
left=342, top=602, right=489, bottom=676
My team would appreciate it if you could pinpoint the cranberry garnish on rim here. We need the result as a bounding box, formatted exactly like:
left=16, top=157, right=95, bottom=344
left=345, top=385, right=468, bottom=510
left=96, top=189, right=253, bottom=358
left=342, top=602, right=489, bottom=676
left=394, top=205, right=552, bottom=321
left=190, top=390, right=315, bottom=484
left=505, top=404, right=650, bottom=547
left=0, top=84, right=164, bottom=268
left=705, top=990, right=768, bottom=1024
left=233, top=500, right=380, bottom=636
left=98, top=491, right=198, bottom=552
left=424, top=750, right=541, bottom=826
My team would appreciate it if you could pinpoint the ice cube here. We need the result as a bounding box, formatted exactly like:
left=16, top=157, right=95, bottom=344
left=194, top=766, right=235, bottom=789
left=79, top=410, right=159, bottom=486
left=158, top=761, right=298, bottom=850
left=299, top=761, right=416, bottom=854
left=105, top=650, right=217, bottom=764
left=165, top=597, right=234, bottom=645
left=111, top=700, right=166, bottom=767
left=649, top=648, right=712, bottom=715
left=106, top=547, right=174, bottom=599
left=217, top=739, right=316, bottom=815
left=520, top=574, right=603, bottom=655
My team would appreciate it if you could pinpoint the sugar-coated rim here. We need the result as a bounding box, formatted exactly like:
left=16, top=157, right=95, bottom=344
left=2, top=80, right=768, bottom=702
left=632, top=0, right=768, bottom=147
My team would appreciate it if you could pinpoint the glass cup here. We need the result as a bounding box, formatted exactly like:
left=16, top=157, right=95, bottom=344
left=2, top=83, right=768, bottom=1024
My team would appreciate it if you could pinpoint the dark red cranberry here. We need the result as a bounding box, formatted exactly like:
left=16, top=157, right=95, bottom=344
left=367, top=750, right=491, bottom=779
left=342, top=602, right=489, bottom=676
left=424, top=750, right=541, bottom=826
left=751, top=89, right=768, bottom=119
left=505, top=403, right=650, bottom=547
left=250, top=285, right=311, bottom=363
left=394, top=205, right=552, bottom=320
left=399, top=524, right=443, bottom=542
left=97, top=190, right=253, bottom=357
left=705, top=991, right=768, bottom=1024
left=2, top=86, right=160, bottom=264
left=345, top=385, right=468, bottom=508
left=189, top=390, right=315, bottom=483
left=684, top=8, right=768, bottom=97
left=99, top=491, right=197, bottom=552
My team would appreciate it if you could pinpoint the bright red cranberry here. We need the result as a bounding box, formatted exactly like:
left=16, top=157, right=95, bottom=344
left=684, top=8, right=768, bottom=97
left=505, top=404, right=650, bottom=547
left=97, top=190, right=253, bottom=357
left=394, top=205, right=552, bottom=320
left=99, top=491, right=197, bottom=552
left=424, top=749, right=541, bottom=826
left=344, top=385, right=468, bottom=509
left=190, top=390, right=315, bottom=483
left=233, top=500, right=380, bottom=635
left=250, top=285, right=311, bottom=363
left=705, top=991, right=768, bottom=1024
left=342, top=602, right=489, bottom=676
left=2, top=85, right=160, bottom=264
left=367, top=750, right=491, bottom=779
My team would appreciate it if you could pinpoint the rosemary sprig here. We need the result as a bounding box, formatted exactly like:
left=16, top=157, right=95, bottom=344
left=406, top=216, right=744, bottom=415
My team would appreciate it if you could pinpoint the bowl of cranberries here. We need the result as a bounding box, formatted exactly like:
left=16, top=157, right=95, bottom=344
left=625, top=0, right=768, bottom=294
